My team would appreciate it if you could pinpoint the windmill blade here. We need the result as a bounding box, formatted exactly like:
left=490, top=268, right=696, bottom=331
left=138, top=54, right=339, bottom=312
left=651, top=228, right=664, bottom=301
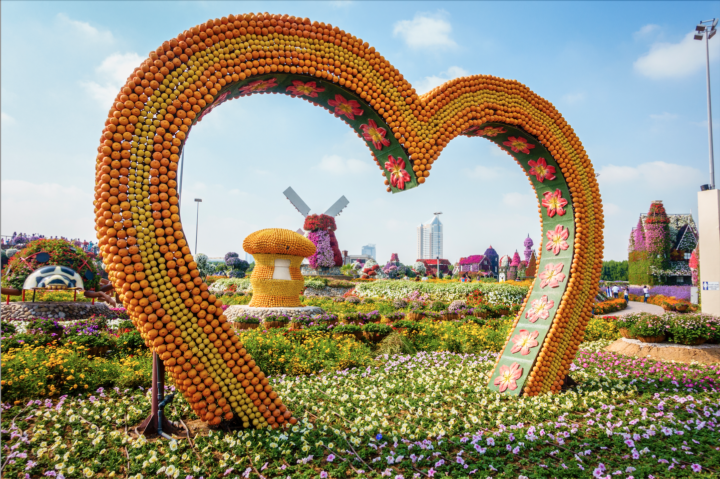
left=283, top=187, right=311, bottom=217
left=324, top=196, right=349, bottom=217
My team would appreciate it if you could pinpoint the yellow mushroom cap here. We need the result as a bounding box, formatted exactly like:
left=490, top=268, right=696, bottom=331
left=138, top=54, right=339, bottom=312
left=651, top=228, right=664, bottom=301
left=242, top=228, right=316, bottom=257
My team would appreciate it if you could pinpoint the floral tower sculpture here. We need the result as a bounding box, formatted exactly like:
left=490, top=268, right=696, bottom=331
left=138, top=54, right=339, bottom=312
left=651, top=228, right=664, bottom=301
left=508, top=251, right=521, bottom=281
left=523, top=235, right=534, bottom=263
left=304, top=215, right=343, bottom=269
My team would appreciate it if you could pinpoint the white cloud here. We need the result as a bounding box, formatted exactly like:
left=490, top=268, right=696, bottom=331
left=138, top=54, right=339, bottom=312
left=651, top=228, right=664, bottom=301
left=56, top=13, right=113, bottom=43
left=561, top=92, right=585, bottom=105
left=649, top=112, right=678, bottom=120
left=2, top=112, right=16, bottom=125
left=416, top=66, right=469, bottom=94
left=502, top=192, right=535, bottom=208
left=598, top=161, right=704, bottom=188
left=81, top=52, right=143, bottom=108
left=314, top=154, right=371, bottom=175
left=465, top=165, right=508, bottom=180
left=393, top=11, right=457, bottom=50
left=1, top=180, right=94, bottom=239
left=634, top=32, right=719, bottom=79
left=634, top=24, right=660, bottom=40
left=604, top=203, right=620, bottom=216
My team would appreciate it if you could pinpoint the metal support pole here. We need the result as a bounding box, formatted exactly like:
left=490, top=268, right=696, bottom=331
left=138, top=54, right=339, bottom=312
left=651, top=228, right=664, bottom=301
left=704, top=31, right=716, bottom=189
left=139, top=352, right=184, bottom=437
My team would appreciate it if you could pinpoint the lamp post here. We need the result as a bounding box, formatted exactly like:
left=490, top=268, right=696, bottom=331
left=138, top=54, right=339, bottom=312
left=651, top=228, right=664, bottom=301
left=194, top=198, right=202, bottom=255
left=695, top=18, right=717, bottom=190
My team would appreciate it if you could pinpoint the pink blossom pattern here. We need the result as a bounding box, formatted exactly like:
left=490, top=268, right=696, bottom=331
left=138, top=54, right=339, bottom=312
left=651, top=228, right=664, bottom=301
left=478, top=126, right=507, bottom=137
left=511, top=329, right=540, bottom=355
left=464, top=126, right=507, bottom=137
left=503, top=136, right=535, bottom=154
left=239, top=78, right=278, bottom=95
left=328, top=94, right=364, bottom=120
left=539, top=262, right=567, bottom=289
left=525, top=295, right=555, bottom=322
left=286, top=80, right=325, bottom=98
left=546, top=225, right=570, bottom=255
left=493, top=363, right=523, bottom=392
left=361, top=119, right=391, bottom=150
left=528, top=158, right=557, bottom=182
left=542, top=189, right=568, bottom=217
left=384, top=155, right=411, bottom=190
left=198, top=91, right=230, bottom=121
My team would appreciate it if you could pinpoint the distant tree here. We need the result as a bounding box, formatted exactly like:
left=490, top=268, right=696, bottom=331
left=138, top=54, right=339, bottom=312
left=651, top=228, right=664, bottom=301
left=601, top=260, right=629, bottom=281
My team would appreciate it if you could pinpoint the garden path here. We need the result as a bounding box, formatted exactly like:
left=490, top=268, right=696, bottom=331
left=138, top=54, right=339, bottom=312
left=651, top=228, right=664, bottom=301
left=601, top=300, right=664, bottom=317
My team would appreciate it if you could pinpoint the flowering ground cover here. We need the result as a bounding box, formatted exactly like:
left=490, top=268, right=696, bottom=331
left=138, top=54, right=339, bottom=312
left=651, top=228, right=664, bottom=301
left=3, top=340, right=719, bottom=478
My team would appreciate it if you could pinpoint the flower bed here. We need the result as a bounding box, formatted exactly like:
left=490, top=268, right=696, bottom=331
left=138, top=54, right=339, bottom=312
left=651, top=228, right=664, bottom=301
left=2, top=343, right=719, bottom=478
left=594, top=298, right=628, bottom=315
left=353, top=280, right=530, bottom=304
left=629, top=285, right=692, bottom=301
left=629, top=293, right=698, bottom=312
left=610, top=312, right=720, bottom=344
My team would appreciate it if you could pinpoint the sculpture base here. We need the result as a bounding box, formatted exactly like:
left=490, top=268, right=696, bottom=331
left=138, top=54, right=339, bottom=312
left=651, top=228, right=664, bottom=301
left=301, top=265, right=343, bottom=276
left=1, top=301, right=111, bottom=320
left=606, top=338, right=720, bottom=365
left=224, top=305, right=324, bottom=321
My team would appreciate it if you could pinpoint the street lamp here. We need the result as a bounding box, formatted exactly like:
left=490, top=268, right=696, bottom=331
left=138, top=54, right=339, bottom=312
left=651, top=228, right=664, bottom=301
left=194, top=198, right=202, bottom=255
left=695, top=18, right=718, bottom=189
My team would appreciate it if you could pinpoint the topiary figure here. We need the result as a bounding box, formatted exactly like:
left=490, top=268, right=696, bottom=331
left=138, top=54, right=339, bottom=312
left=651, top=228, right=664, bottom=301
left=2, top=239, right=101, bottom=292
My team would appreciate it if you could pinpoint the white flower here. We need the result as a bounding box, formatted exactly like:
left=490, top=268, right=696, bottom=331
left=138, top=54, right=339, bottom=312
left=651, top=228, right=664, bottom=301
left=55, top=463, right=65, bottom=470
left=169, top=440, right=178, bottom=451
left=83, top=467, right=94, bottom=477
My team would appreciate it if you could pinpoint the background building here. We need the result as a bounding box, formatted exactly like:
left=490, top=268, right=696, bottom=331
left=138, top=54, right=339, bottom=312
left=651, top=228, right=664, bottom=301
left=361, top=244, right=376, bottom=261
left=417, top=214, right=443, bottom=260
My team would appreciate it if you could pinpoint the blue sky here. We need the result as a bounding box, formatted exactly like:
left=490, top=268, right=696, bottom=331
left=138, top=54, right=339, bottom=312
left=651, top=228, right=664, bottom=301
left=2, top=1, right=718, bottom=262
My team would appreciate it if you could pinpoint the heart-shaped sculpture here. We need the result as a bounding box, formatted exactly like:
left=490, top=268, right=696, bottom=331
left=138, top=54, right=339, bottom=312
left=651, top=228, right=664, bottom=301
left=94, top=12, right=603, bottom=426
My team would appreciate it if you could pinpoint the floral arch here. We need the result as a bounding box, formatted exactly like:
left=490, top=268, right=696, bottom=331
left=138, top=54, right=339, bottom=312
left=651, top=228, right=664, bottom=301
left=94, top=12, right=603, bottom=427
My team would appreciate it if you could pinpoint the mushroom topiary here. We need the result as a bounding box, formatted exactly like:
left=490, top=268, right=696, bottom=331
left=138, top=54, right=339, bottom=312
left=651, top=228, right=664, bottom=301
left=242, top=229, right=315, bottom=308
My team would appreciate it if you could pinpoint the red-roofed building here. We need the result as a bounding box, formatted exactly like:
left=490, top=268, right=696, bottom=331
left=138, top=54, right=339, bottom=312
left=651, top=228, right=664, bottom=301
left=415, top=258, right=452, bottom=275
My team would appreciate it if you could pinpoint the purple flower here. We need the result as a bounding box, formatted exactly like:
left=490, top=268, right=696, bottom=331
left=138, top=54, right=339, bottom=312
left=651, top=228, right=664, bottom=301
left=327, top=454, right=335, bottom=462
left=691, top=464, right=702, bottom=473
left=320, top=472, right=328, bottom=479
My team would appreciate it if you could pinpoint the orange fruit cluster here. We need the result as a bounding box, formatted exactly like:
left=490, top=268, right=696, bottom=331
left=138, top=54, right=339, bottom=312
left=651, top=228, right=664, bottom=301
left=94, top=10, right=603, bottom=413
left=243, top=228, right=316, bottom=257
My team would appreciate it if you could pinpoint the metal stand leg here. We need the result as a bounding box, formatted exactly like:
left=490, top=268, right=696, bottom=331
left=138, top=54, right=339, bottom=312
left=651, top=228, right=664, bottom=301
left=138, top=352, right=185, bottom=437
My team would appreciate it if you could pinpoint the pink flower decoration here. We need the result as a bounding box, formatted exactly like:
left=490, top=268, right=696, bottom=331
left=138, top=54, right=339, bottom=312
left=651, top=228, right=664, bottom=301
left=546, top=225, right=570, bottom=255
left=198, top=91, right=230, bottom=121
left=479, top=126, right=507, bottom=137
left=286, top=80, right=324, bottom=98
left=511, top=329, right=540, bottom=355
left=538, top=262, right=567, bottom=289
left=542, top=189, right=568, bottom=217
left=464, top=126, right=507, bottom=137
left=239, top=78, right=278, bottom=95
left=502, top=136, right=535, bottom=154
left=361, top=119, right=391, bottom=150
left=328, top=94, right=364, bottom=120
left=528, top=158, right=557, bottom=182
left=384, top=155, right=411, bottom=190
left=525, top=295, right=555, bottom=323
left=493, top=362, right=523, bottom=392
